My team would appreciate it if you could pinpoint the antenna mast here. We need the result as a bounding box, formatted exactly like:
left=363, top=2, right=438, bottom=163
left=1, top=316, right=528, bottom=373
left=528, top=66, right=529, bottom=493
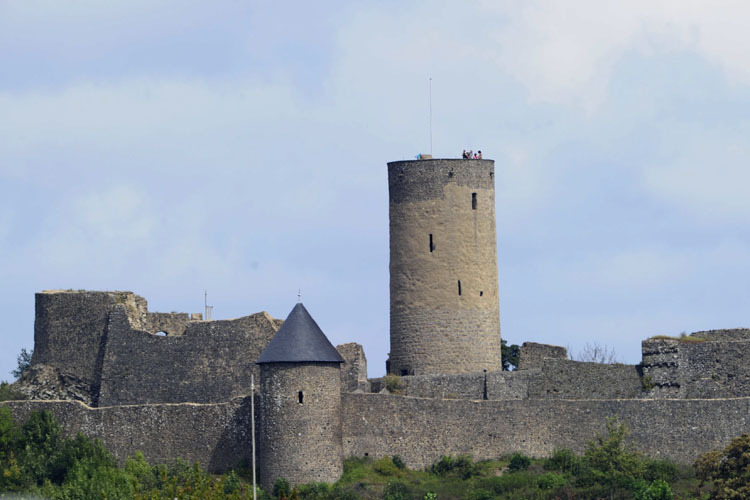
left=429, top=77, right=433, bottom=156
left=204, top=290, right=213, bottom=321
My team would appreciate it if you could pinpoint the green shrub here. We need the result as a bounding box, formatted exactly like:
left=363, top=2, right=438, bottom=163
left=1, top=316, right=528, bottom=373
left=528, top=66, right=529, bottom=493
left=53, top=459, right=134, bottom=500
left=384, top=374, right=405, bottom=395
left=468, top=487, right=494, bottom=500
left=643, top=458, right=677, bottom=482
left=374, top=456, right=400, bottom=476
left=544, top=447, right=581, bottom=474
left=0, top=381, right=26, bottom=401
left=297, top=481, right=331, bottom=499
left=20, top=410, right=63, bottom=485
left=507, top=452, right=531, bottom=472
left=50, top=433, right=117, bottom=485
left=430, top=455, right=479, bottom=479
left=634, top=479, right=673, bottom=500
left=124, top=450, right=158, bottom=492
left=538, top=471, right=567, bottom=490
left=392, top=455, right=406, bottom=469
left=12, top=348, right=33, bottom=379
left=477, top=471, right=537, bottom=494
left=273, top=477, right=291, bottom=498
left=383, top=480, right=412, bottom=500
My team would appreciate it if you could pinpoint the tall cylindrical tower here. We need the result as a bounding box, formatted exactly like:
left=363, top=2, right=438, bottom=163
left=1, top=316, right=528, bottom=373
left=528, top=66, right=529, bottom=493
left=256, top=303, right=345, bottom=490
left=388, top=158, right=501, bottom=375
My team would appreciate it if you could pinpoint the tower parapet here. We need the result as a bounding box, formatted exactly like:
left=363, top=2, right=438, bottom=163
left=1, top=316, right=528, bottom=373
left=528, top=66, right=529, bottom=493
left=388, top=159, right=501, bottom=375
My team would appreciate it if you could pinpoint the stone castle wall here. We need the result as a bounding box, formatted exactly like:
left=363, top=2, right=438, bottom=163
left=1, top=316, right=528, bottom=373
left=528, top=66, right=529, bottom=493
left=341, top=393, right=750, bottom=469
left=642, top=333, right=750, bottom=399
left=1, top=398, right=252, bottom=473
left=97, top=306, right=278, bottom=406
left=6, top=393, right=750, bottom=478
left=31, top=290, right=279, bottom=406
left=388, top=159, right=501, bottom=375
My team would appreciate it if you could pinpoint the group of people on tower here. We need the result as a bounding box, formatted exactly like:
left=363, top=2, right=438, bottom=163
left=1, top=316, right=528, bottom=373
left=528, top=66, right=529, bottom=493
left=462, top=149, right=482, bottom=159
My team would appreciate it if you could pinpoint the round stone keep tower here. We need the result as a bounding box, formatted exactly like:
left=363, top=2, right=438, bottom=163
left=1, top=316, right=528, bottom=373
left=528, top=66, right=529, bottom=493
left=388, top=158, right=501, bottom=375
left=256, top=303, right=345, bottom=490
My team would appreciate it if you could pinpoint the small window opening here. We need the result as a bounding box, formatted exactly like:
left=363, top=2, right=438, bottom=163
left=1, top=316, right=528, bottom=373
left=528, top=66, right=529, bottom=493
left=458, top=280, right=462, bottom=296
left=155, top=331, right=167, bottom=337
left=400, top=369, right=409, bottom=376
left=472, top=193, right=477, bottom=210
left=490, top=171, right=494, bottom=179
left=365, top=452, right=369, bottom=457
left=298, top=391, right=303, bottom=404
left=429, top=234, right=434, bottom=253
left=480, top=291, right=483, bottom=297
left=448, top=169, right=454, bottom=177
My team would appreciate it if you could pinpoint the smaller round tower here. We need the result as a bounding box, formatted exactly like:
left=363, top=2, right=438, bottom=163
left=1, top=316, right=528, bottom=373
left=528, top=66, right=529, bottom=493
left=256, top=303, right=345, bottom=490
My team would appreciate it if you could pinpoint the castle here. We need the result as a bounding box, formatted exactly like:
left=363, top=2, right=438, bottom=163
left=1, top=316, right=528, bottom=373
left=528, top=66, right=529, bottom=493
left=5, top=158, right=750, bottom=490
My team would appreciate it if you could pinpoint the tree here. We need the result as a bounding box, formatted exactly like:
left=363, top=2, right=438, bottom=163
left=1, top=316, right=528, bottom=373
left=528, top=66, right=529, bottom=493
left=584, top=417, right=644, bottom=500
left=501, top=339, right=520, bottom=371
left=695, top=433, right=750, bottom=499
left=11, top=348, right=33, bottom=379
left=574, top=342, right=619, bottom=364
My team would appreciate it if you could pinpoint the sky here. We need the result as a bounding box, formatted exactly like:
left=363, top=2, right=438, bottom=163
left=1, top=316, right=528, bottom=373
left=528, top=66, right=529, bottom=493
left=2, top=1, right=750, bottom=380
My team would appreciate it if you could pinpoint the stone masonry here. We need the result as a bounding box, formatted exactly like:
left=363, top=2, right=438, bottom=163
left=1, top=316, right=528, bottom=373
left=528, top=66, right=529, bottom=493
left=388, top=159, right=502, bottom=375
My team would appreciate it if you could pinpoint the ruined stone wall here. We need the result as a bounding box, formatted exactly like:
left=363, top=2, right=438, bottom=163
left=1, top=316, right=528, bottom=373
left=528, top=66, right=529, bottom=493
left=337, top=343, right=369, bottom=392
left=642, top=336, right=750, bottom=399
left=527, top=359, right=645, bottom=400
left=1, top=398, right=252, bottom=473
left=259, top=363, right=342, bottom=489
left=32, top=291, right=145, bottom=396
left=97, top=306, right=278, bottom=406
left=143, top=312, right=197, bottom=336
left=388, top=159, right=501, bottom=375
left=342, top=393, right=750, bottom=468
left=517, top=342, right=568, bottom=370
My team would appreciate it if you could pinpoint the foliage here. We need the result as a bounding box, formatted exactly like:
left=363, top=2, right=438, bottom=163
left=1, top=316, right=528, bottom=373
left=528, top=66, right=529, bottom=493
left=11, top=348, right=33, bottom=379
left=501, top=339, right=520, bottom=371
left=574, top=342, right=619, bottom=364
left=634, top=479, right=674, bottom=500
left=544, top=447, right=582, bottom=475
left=507, top=452, right=531, bottom=471
left=0, top=381, right=26, bottom=402
left=695, top=433, right=750, bottom=499
left=584, top=417, right=645, bottom=499
left=383, top=374, right=405, bottom=395
left=643, top=458, right=678, bottom=483
left=640, top=375, right=655, bottom=391
left=382, top=480, right=412, bottom=500
left=374, top=456, right=401, bottom=477
left=430, top=455, right=480, bottom=479
left=537, top=471, right=567, bottom=490
left=391, top=455, right=405, bottom=470
left=273, top=477, right=291, bottom=498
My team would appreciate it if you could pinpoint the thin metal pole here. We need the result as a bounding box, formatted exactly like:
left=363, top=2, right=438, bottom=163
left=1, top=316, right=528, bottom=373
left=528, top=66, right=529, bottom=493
left=429, top=77, right=433, bottom=156
left=251, top=374, right=257, bottom=500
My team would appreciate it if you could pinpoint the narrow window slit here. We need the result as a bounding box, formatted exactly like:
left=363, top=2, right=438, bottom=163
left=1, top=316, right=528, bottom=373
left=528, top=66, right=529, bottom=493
left=458, top=280, right=462, bottom=296
left=472, top=193, right=477, bottom=210
left=429, top=234, right=434, bottom=253
left=480, top=291, right=483, bottom=296
left=298, top=391, right=303, bottom=404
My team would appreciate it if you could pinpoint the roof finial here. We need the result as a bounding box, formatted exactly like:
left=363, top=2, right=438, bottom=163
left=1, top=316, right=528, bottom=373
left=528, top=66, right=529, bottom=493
left=297, top=288, right=301, bottom=303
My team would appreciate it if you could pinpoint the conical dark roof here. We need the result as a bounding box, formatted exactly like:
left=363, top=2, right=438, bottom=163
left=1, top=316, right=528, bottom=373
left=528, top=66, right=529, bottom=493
left=256, top=303, right=345, bottom=364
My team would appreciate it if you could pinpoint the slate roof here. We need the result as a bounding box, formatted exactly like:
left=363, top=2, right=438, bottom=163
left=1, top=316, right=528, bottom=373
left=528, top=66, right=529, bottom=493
left=256, top=303, right=345, bottom=364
